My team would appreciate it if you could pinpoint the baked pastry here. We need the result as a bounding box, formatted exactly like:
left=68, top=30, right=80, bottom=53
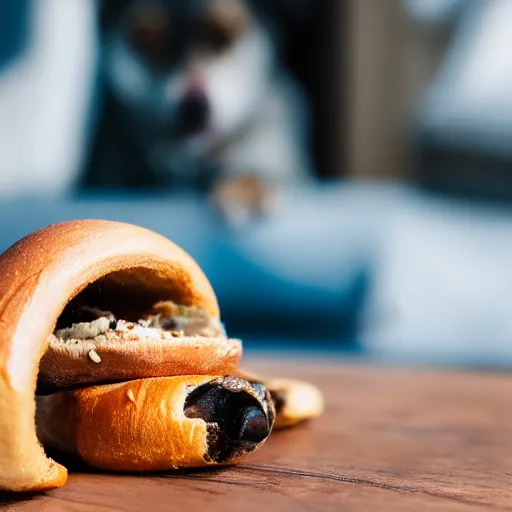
left=265, top=378, right=324, bottom=428
left=36, top=375, right=275, bottom=471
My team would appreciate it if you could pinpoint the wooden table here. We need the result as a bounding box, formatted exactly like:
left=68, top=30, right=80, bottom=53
left=2, top=357, right=511, bottom=511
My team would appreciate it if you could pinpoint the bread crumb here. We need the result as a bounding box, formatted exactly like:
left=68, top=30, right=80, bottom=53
left=126, top=389, right=136, bottom=404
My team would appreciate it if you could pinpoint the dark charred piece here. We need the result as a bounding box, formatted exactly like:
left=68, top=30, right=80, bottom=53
left=184, top=377, right=275, bottom=463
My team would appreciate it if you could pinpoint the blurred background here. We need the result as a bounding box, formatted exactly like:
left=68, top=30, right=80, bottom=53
left=1, top=0, right=512, bottom=368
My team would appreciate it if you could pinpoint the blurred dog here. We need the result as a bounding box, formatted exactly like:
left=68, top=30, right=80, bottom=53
left=84, top=0, right=313, bottom=224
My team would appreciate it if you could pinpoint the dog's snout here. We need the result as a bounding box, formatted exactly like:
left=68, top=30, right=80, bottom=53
left=177, top=91, right=210, bottom=136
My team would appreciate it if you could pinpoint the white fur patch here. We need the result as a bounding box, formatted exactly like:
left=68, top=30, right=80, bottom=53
left=201, top=25, right=274, bottom=136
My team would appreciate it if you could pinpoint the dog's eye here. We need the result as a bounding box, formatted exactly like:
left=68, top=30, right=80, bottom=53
left=127, top=8, right=170, bottom=68
left=198, top=21, right=234, bottom=54
left=200, top=0, right=248, bottom=54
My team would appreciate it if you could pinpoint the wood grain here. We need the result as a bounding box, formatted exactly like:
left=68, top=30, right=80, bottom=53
left=1, top=357, right=511, bottom=511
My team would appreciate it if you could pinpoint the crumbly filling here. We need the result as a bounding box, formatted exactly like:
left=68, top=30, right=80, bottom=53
left=51, top=300, right=225, bottom=345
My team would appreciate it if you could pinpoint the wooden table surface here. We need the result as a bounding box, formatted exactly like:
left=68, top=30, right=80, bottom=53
left=2, top=357, right=511, bottom=511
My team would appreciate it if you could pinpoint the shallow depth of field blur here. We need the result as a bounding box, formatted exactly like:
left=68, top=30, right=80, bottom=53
left=1, top=0, right=512, bottom=368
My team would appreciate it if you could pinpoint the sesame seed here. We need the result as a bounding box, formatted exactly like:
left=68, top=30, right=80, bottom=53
left=88, top=349, right=102, bottom=364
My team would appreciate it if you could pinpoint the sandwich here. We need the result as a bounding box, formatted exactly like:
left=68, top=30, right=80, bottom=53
left=0, top=220, right=323, bottom=492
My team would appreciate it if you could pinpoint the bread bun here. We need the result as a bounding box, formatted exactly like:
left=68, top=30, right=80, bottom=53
left=265, top=378, right=324, bottom=428
left=0, top=220, right=240, bottom=491
left=36, top=376, right=275, bottom=471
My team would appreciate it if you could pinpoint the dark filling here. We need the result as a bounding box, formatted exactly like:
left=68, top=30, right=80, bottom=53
left=56, top=304, right=117, bottom=329
left=184, top=381, right=271, bottom=463
left=56, top=269, right=183, bottom=327
left=55, top=268, right=224, bottom=338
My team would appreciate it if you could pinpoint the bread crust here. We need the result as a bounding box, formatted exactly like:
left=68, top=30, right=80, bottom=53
left=0, top=220, right=238, bottom=491
left=264, top=377, right=324, bottom=428
left=36, top=376, right=274, bottom=471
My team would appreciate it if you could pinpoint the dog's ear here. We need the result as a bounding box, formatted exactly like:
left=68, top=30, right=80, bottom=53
left=99, top=0, right=132, bottom=32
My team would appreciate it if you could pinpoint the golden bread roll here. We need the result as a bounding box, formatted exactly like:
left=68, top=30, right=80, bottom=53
left=265, top=378, right=324, bottom=428
left=0, top=220, right=241, bottom=491
left=36, top=376, right=275, bottom=471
